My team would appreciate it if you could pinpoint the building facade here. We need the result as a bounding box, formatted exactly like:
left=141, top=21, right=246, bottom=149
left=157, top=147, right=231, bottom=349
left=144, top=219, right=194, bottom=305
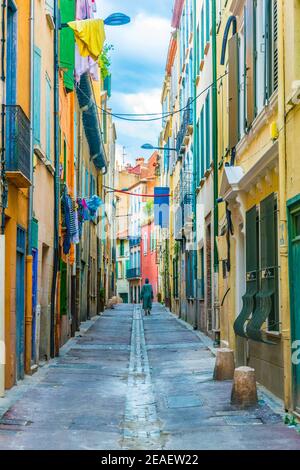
left=0, top=0, right=116, bottom=392
left=158, top=0, right=299, bottom=414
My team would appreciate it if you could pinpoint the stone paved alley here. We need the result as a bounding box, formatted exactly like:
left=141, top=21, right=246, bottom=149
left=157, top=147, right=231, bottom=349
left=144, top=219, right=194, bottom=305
left=0, top=304, right=300, bottom=451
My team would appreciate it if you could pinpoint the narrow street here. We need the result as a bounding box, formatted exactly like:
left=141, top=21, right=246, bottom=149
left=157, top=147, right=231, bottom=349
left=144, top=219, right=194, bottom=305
left=0, top=304, right=299, bottom=451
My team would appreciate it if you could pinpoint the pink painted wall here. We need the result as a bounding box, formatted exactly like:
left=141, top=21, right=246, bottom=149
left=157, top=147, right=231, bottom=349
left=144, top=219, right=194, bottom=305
left=141, top=221, right=158, bottom=300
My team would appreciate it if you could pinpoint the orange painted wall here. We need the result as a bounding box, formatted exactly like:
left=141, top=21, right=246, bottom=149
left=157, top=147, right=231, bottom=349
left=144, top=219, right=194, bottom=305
left=4, top=0, right=30, bottom=388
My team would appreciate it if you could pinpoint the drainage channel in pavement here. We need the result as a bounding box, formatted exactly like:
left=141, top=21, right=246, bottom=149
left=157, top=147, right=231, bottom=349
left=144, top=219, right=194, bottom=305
left=121, top=304, right=165, bottom=450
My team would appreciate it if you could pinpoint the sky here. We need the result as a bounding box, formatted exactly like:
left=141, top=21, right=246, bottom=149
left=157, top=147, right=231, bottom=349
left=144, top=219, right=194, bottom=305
left=96, top=0, right=174, bottom=165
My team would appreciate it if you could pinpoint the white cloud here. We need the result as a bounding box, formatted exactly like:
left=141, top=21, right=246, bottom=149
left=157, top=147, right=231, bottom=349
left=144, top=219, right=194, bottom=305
left=104, top=12, right=171, bottom=68
left=111, top=88, right=162, bottom=160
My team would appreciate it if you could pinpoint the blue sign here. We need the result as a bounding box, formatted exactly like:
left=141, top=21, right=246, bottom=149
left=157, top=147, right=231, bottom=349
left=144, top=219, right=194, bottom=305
left=154, top=187, right=170, bottom=228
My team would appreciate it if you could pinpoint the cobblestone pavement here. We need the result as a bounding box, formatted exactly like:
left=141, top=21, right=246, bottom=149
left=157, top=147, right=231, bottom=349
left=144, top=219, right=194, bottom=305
left=0, top=303, right=300, bottom=450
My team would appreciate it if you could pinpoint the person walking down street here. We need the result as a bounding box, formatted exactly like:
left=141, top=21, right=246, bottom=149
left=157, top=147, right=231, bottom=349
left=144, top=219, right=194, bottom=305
left=141, top=278, right=154, bottom=316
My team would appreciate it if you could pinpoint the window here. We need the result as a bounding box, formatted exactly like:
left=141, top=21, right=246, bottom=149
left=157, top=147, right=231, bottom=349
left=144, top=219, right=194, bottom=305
left=205, top=0, right=210, bottom=44
left=201, top=7, right=205, bottom=61
left=199, top=247, right=205, bottom=299
left=143, top=232, right=148, bottom=255
left=120, top=239, right=125, bottom=257
left=117, top=261, right=123, bottom=280
left=173, top=257, right=179, bottom=298
left=45, top=0, right=54, bottom=15
left=85, top=169, right=89, bottom=197
left=245, top=193, right=279, bottom=333
left=244, top=0, right=278, bottom=129
left=81, top=163, right=85, bottom=197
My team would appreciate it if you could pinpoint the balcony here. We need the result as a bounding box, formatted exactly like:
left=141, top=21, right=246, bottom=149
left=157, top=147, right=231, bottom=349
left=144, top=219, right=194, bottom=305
left=5, top=105, right=31, bottom=188
left=126, top=267, right=141, bottom=280
left=176, top=97, right=193, bottom=156
left=129, top=236, right=141, bottom=248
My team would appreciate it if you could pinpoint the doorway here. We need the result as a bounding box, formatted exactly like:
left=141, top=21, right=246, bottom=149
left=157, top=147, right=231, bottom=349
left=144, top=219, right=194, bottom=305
left=16, top=227, right=26, bottom=380
left=288, top=197, right=300, bottom=413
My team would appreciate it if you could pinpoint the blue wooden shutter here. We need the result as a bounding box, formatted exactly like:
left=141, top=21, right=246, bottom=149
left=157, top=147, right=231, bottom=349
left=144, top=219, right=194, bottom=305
left=33, top=47, right=41, bottom=145
left=46, top=75, right=51, bottom=161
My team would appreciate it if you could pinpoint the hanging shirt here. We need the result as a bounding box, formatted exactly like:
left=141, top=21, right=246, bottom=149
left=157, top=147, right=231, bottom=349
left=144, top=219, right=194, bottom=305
left=68, top=19, right=106, bottom=62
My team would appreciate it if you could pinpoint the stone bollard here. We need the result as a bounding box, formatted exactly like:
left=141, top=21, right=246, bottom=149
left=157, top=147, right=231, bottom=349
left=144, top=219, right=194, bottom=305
left=231, top=366, right=258, bottom=407
left=213, top=348, right=235, bottom=381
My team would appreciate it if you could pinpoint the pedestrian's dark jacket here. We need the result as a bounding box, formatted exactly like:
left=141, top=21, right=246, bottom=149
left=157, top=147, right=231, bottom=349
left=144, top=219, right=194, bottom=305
left=141, top=284, right=154, bottom=310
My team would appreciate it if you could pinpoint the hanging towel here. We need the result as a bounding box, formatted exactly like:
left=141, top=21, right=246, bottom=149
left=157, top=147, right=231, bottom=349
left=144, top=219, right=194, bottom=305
left=68, top=19, right=106, bottom=62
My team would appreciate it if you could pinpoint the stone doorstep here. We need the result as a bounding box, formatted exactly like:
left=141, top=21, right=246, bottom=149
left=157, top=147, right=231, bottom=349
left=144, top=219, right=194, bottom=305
left=166, top=307, right=286, bottom=418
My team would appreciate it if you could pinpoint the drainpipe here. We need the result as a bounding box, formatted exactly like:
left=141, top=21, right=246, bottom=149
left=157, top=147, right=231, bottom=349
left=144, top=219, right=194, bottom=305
left=212, top=0, right=219, bottom=273
left=0, top=0, right=7, bottom=235
left=278, top=0, right=291, bottom=411
left=50, top=0, right=60, bottom=358
left=212, top=0, right=221, bottom=342
left=0, top=0, right=6, bottom=397
left=192, top=0, right=198, bottom=329
left=24, top=0, right=34, bottom=375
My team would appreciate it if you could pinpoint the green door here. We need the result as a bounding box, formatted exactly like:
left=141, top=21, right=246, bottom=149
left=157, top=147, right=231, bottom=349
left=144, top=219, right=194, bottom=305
left=288, top=200, right=300, bottom=412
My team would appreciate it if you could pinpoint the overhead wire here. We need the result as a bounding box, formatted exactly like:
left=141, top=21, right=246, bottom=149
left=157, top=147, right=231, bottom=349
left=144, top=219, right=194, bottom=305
left=64, top=69, right=228, bottom=122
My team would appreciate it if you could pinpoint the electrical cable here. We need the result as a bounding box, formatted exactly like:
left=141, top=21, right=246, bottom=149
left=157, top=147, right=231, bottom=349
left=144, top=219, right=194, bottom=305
left=64, top=69, right=228, bottom=122
left=104, top=184, right=171, bottom=198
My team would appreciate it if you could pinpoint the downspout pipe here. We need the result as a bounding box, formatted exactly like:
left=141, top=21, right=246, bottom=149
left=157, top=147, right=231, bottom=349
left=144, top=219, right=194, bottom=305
left=192, top=0, right=198, bottom=328
left=212, top=0, right=219, bottom=273
left=1, top=0, right=7, bottom=235
left=0, top=0, right=6, bottom=398
left=50, top=0, right=60, bottom=358
left=220, top=15, right=237, bottom=66
left=278, top=0, right=291, bottom=411
left=24, top=0, right=34, bottom=375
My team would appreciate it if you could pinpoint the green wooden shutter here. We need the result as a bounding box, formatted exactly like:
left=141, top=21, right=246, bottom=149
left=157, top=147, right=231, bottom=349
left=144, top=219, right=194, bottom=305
left=205, top=91, right=211, bottom=170
left=31, top=218, right=39, bottom=250
left=228, top=34, right=239, bottom=148
left=260, top=193, right=279, bottom=331
left=246, top=206, right=259, bottom=292
left=200, top=107, right=205, bottom=178
left=59, top=0, right=75, bottom=91
left=245, top=0, right=255, bottom=127
left=265, top=0, right=279, bottom=99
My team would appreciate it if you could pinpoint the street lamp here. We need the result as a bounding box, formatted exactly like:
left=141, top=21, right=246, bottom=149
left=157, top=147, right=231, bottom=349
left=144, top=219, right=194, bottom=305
left=61, top=13, right=131, bottom=29
left=141, top=143, right=177, bottom=151
left=104, top=13, right=131, bottom=26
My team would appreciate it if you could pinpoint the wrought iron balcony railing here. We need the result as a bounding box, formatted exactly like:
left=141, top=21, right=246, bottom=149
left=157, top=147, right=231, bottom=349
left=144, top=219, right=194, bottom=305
left=5, top=105, right=31, bottom=187
left=175, top=97, right=193, bottom=156
left=126, top=267, right=141, bottom=279
left=129, top=236, right=141, bottom=247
